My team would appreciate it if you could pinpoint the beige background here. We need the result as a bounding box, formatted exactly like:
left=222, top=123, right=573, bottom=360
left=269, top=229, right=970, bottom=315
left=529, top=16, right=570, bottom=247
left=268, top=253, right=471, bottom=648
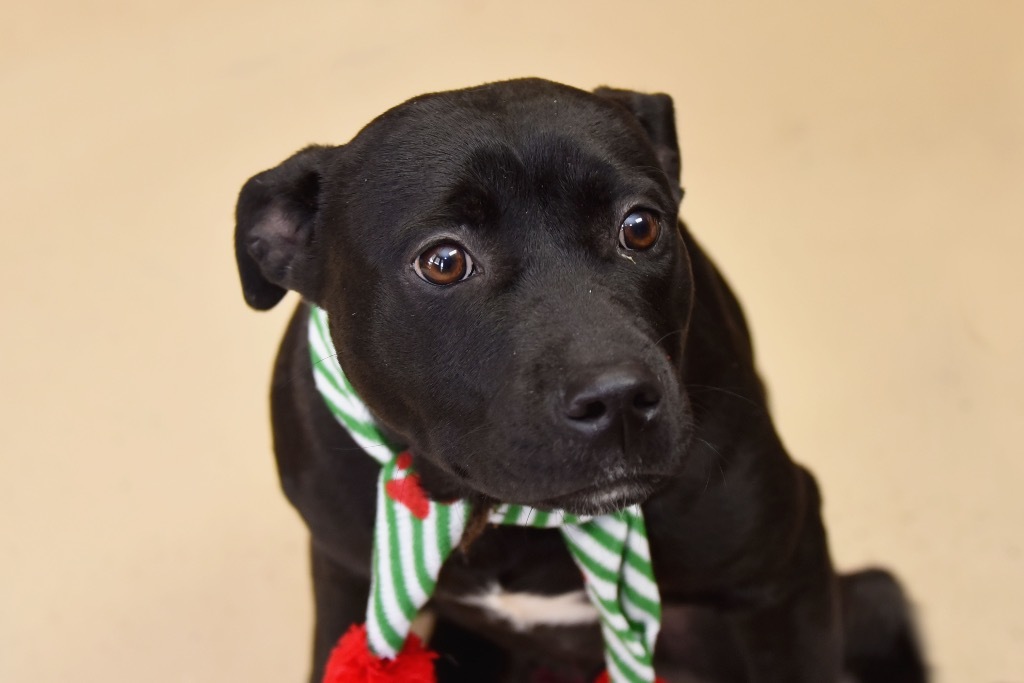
left=2, top=1, right=1022, bottom=681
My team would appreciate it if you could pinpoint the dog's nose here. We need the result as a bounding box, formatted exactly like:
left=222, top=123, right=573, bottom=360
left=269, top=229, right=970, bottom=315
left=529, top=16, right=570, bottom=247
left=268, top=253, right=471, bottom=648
left=562, top=363, right=662, bottom=435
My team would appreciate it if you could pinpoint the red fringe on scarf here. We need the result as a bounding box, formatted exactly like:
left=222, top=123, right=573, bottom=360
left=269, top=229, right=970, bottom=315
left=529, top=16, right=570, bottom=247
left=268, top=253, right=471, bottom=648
left=322, top=624, right=438, bottom=683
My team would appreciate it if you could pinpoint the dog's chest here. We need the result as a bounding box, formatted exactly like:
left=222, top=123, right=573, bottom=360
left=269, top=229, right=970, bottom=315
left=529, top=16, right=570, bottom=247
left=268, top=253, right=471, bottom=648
left=435, top=525, right=600, bottom=632
left=457, top=584, right=599, bottom=630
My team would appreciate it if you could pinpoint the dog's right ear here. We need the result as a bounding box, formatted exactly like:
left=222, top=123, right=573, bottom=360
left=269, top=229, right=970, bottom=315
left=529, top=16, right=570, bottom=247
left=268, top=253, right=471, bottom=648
left=234, top=145, right=334, bottom=310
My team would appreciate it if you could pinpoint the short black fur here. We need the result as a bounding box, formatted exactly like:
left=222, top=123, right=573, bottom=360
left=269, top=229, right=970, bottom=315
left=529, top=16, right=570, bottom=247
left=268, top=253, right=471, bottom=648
left=235, top=78, right=927, bottom=683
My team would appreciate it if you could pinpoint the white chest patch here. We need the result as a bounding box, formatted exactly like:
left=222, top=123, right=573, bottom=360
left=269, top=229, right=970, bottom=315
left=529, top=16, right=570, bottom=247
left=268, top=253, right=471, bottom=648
left=459, top=583, right=600, bottom=631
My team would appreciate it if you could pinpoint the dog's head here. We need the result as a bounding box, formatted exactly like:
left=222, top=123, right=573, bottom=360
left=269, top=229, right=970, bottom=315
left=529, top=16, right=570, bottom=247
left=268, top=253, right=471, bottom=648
left=236, top=79, right=695, bottom=514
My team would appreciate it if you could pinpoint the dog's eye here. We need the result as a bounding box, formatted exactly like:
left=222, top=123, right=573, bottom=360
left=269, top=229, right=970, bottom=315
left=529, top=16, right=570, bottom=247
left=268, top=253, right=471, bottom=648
left=414, top=243, right=474, bottom=285
left=619, top=210, right=661, bottom=251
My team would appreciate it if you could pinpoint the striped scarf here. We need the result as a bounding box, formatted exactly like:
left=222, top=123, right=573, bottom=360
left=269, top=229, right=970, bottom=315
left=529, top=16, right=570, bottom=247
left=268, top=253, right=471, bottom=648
left=308, top=305, right=663, bottom=683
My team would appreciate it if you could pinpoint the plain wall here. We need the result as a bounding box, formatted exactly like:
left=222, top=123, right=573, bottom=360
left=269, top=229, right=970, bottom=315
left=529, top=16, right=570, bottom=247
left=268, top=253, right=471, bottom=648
left=2, top=1, right=1021, bottom=681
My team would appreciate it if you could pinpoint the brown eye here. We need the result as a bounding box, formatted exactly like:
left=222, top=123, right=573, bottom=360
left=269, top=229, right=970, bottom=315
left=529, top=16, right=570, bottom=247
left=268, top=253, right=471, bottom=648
left=414, top=243, right=474, bottom=285
left=619, top=210, right=661, bottom=251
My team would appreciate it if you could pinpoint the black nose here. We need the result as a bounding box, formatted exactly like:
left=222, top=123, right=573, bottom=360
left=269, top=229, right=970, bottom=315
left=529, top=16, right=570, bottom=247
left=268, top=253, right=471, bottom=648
left=562, top=363, right=662, bottom=435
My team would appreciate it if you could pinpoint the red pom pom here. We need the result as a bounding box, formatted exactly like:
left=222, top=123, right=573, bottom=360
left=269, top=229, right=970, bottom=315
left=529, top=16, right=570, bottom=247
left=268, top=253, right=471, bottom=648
left=593, top=672, right=667, bottom=683
left=323, top=624, right=437, bottom=683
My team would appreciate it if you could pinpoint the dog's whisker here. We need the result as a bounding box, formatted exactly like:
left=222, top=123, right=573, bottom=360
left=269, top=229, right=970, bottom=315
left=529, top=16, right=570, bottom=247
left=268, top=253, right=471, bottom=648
left=701, top=459, right=714, bottom=495
left=685, top=384, right=760, bottom=409
left=695, top=437, right=729, bottom=489
left=652, top=327, right=687, bottom=347
left=274, top=348, right=343, bottom=388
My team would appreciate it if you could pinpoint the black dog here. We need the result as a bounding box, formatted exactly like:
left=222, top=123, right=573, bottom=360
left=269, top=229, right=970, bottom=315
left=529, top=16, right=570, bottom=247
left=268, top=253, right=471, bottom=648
left=235, top=79, right=926, bottom=682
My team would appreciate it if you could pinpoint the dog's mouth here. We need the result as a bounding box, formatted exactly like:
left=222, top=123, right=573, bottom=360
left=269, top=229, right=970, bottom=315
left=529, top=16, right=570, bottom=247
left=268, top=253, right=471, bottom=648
left=534, top=475, right=668, bottom=516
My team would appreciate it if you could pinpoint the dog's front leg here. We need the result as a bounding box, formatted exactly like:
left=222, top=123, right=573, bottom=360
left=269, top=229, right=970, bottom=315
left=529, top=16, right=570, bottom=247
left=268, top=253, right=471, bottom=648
left=729, top=507, right=843, bottom=682
left=307, top=539, right=371, bottom=683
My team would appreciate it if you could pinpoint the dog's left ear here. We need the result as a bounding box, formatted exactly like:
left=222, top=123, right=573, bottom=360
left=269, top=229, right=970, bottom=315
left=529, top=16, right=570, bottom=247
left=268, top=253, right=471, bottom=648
left=594, top=87, right=683, bottom=204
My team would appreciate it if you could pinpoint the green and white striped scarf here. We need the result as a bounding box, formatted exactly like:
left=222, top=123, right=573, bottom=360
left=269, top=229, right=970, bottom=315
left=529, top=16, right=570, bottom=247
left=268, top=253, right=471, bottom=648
left=308, top=305, right=663, bottom=683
